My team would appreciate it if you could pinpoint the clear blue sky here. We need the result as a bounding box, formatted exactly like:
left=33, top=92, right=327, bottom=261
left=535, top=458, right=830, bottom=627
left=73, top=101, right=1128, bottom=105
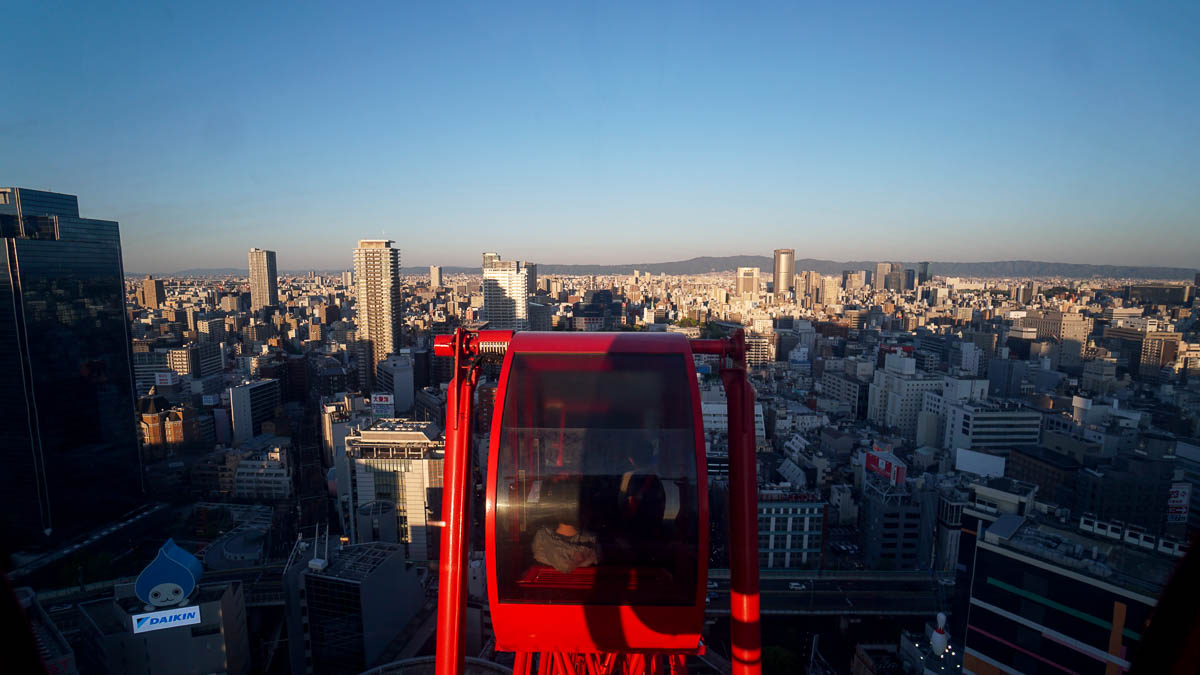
left=3, top=2, right=1198, bottom=272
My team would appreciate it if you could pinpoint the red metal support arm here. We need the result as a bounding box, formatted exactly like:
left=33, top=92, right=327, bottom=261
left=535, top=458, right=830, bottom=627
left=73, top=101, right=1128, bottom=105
left=433, top=328, right=507, bottom=675
left=694, top=331, right=761, bottom=675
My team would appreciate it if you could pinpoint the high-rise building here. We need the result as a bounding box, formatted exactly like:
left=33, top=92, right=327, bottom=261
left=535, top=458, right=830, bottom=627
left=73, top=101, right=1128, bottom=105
left=167, top=342, right=222, bottom=379
left=0, top=188, right=142, bottom=548
left=858, top=459, right=937, bottom=570
left=283, top=538, right=424, bottom=675
left=524, top=262, right=538, bottom=296
left=429, top=265, right=442, bottom=288
left=482, top=252, right=530, bottom=330
left=247, top=248, right=278, bottom=311
left=874, top=262, right=891, bottom=289
left=841, top=269, right=865, bottom=292
left=142, top=275, right=166, bottom=308
left=229, top=378, right=280, bottom=446
left=375, top=352, right=415, bottom=413
left=735, top=267, right=760, bottom=297
left=867, top=354, right=945, bottom=440
left=353, top=240, right=403, bottom=390
left=1022, top=310, right=1094, bottom=370
left=197, top=316, right=226, bottom=343
left=818, top=275, right=840, bottom=305
left=772, top=248, right=794, bottom=296
left=918, top=261, right=931, bottom=285
left=342, top=419, right=445, bottom=560
left=797, top=270, right=821, bottom=301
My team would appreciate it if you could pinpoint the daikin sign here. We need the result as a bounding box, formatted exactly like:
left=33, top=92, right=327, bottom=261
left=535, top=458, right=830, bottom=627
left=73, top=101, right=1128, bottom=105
left=131, top=606, right=202, bottom=634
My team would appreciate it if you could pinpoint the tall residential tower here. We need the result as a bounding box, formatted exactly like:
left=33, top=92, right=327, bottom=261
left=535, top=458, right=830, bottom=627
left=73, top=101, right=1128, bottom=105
left=482, top=252, right=530, bottom=331
left=354, top=240, right=403, bottom=389
left=141, top=275, right=165, bottom=308
left=248, top=248, right=278, bottom=311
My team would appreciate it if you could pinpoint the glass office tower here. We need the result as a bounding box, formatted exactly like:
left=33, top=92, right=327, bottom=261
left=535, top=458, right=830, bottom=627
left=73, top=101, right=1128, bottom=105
left=0, top=188, right=142, bottom=555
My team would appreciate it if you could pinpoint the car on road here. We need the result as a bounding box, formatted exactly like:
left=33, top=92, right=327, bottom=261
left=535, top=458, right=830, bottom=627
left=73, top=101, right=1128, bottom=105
left=707, top=581, right=718, bottom=589
left=788, top=582, right=807, bottom=591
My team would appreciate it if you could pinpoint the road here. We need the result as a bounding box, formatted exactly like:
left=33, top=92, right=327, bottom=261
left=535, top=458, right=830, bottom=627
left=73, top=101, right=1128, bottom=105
left=704, top=575, right=950, bottom=616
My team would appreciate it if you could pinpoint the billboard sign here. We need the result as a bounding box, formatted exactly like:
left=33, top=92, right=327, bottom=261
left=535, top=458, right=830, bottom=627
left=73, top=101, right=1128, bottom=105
left=371, top=393, right=394, bottom=418
left=866, top=446, right=907, bottom=485
left=155, top=371, right=179, bottom=386
left=1168, top=482, right=1191, bottom=524
left=131, top=606, right=202, bottom=634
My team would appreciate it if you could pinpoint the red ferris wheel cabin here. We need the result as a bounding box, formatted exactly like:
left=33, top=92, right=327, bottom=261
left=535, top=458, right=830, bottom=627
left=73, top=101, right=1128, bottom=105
left=484, top=332, right=709, bottom=654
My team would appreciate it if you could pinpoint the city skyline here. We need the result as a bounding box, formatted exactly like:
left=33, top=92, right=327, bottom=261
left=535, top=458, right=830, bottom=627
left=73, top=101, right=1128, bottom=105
left=4, top=3, right=1200, bottom=272
left=5, top=182, right=1198, bottom=674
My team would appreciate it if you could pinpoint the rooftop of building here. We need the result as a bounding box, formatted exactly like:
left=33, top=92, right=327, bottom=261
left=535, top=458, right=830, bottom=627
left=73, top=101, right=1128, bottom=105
left=310, top=542, right=403, bottom=582
left=83, top=582, right=237, bottom=635
left=347, top=419, right=444, bottom=448
left=953, top=398, right=1039, bottom=413
left=240, top=434, right=292, bottom=453
left=14, top=588, right=74, bottom=664
left=758, top=486, right=824, bottom=504
left=972, top=475, right=1039, bottom=499
left=1011, top=444, right=1084, bottom=471
left=983, top=515, right=1176, bottom=597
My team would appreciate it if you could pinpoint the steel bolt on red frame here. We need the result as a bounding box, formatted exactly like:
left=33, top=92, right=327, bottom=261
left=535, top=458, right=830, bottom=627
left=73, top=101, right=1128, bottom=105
left=434, top=329, right=760, bottom=675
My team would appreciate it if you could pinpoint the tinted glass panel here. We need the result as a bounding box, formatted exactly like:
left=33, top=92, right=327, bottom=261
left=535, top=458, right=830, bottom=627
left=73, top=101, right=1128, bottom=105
left=1, top=231, right=141, bottom=549
left=495, top=352, right=700, bottom=606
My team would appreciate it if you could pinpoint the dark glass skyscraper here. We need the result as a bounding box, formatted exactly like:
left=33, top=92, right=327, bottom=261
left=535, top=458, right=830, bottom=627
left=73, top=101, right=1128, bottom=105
left=0, top=188, right=142, bottom=554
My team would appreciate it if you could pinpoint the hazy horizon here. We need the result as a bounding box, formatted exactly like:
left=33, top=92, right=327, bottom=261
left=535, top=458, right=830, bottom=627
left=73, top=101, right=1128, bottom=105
left=124, top=252, right=1198, bottom=277
left=5, top=3, right=1200, bottom=272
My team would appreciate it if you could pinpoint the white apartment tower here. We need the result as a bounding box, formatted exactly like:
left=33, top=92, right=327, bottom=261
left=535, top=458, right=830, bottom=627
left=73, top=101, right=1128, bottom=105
left=482, top=252, right=530, bottom=330
left=429, top=265, right=443, bottom=288
left=248, top=248, right=278, bottom=311
left=867, top=353, right=944, bottom=440
left=354, top=240, right=403, bottom=390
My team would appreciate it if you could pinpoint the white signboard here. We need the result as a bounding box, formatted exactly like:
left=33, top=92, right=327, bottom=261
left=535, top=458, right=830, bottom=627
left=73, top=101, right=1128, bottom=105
left=371, top=393, right=394, bottom=418
left=1168, top=482, right=1191, bottom=524
left=131, top=606, right=202, bottom=634
left=955, top=448, right=1006, bottom=478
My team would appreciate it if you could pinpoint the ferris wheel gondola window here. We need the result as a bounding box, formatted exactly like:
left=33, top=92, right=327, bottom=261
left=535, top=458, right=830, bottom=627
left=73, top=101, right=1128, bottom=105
left=492, top=351, right=701, bottom=607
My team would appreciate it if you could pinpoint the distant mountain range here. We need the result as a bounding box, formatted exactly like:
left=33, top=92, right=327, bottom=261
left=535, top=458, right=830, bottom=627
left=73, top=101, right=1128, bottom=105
left=156, top=257, right=1196, bottom=280
left=498, top=257, right=1199, bottom=279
